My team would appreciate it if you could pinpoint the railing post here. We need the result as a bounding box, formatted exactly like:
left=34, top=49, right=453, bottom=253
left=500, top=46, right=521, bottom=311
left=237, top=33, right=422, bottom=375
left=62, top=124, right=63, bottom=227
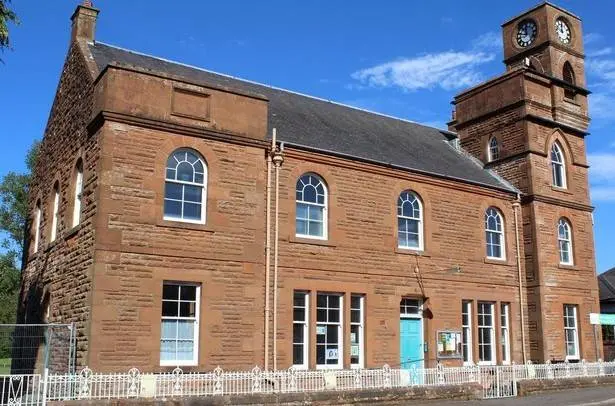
left=382, top=364, right=391, bottom=388
left=251, top=366, right=262, bottom=393
left=128, top=368, right=141, bottom=397
left=172, top=367, right=183, bottom=396
left=599, top=359, right=605, bottom=376
left=78, top=367, right=92, bottom=399
left=213, top=366, right=223, bottom=395
left=42, top=367, right=49, bottom=406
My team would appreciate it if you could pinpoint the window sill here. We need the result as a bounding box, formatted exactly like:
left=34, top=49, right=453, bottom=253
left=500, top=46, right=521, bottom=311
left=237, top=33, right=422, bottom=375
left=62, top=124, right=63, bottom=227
left=558, top=263, right=579, bottom=271
left=44, top=238, right=61, bottom=253
left=64, top=224, right=82, bottom=240
left=157, top=219, right=215, bottom=233
left=484, top=257, right=509, bottom=265
left=563, top=97, right=580, bottom=106
left=551, top=186, right=572, bottom=194
left=395, top=247, right=430, bottom=257
left=289, top=235, right=336, bottom=247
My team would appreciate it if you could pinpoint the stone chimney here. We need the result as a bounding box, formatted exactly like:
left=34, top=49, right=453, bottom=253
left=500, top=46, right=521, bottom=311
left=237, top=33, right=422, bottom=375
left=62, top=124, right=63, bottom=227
left=70, top=1, right=99, bottom=42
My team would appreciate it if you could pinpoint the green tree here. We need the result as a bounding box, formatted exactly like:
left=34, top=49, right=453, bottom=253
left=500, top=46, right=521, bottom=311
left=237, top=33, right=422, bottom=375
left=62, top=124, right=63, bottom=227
left=0, top=0, right=18, bottom=63
left=0, top=140, right=40, bottom=349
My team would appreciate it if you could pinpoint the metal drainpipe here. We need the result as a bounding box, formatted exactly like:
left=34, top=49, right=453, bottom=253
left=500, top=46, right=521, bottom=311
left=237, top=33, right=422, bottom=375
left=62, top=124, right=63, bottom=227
left=264, top=129, right=275, bottom=371
left=272, top=138, right=284, bottom=371
left=513, top=194, right=528, bottom=363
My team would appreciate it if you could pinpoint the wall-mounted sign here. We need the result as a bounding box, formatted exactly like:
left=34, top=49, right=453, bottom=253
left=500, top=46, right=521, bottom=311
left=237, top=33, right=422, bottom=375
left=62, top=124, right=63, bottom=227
left=436, top=330, right=463, bottom=359
left=590, top=313, right=615, bottom=325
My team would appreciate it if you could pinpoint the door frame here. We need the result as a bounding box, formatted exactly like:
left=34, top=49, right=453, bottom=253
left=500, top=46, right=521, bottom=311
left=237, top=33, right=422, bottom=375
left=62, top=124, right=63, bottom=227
left=400, top=298, right=424, bottom=369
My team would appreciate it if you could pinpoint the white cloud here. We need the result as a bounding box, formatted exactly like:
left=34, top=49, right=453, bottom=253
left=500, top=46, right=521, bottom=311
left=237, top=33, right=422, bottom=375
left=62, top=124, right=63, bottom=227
left=591, top=187, right=615, bottom=202
left=588, top=47, right=613, bottom=58
left=351, top=51, right=494, bottom=92
left=589, top=153, right=615, bottom=201
left=584, top=33, right=603, bottom=45
left=589, top=93, right=615, bottom=120
left=589, top=153, right=615, bottom=180
left=350, top=32, right=499, bottom=92
left=472, top=32, right=502, bottom=50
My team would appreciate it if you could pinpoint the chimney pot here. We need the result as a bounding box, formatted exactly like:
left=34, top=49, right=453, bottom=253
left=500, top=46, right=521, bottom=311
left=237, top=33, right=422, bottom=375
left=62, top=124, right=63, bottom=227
left=70, top=1, right=99, bottom=43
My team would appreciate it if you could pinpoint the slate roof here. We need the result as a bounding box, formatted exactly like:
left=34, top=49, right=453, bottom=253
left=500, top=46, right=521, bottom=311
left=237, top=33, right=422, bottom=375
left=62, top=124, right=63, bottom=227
left=88, top=42, right=516, bottom=193
left=599, top=268, right=615, bottom=302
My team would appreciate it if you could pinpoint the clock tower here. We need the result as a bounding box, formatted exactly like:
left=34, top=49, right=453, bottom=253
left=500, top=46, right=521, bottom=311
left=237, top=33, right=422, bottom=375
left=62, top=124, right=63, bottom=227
left=450, top=2, right=600, bottom=362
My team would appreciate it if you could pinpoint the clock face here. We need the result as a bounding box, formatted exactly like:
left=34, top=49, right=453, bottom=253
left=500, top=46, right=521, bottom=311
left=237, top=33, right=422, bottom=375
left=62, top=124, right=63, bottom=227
left=555, top=18, right=571, bottom=44
left=517, top=20, right=538, bottom=47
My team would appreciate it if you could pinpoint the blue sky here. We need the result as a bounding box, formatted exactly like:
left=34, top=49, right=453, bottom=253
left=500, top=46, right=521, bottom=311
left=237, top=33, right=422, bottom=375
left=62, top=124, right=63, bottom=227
left=1, top=1, right=614, bottom=272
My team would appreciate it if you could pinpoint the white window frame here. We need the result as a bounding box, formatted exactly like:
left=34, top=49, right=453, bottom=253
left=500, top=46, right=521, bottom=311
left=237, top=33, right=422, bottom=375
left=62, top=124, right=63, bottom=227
left=292, top=291, right=309, bottom=369
left=558, top=218, right=574, bottom=265
left=72, top=161, right=83, bottom=228
left=50, top=185, right=60, bottom=242
left=164, top=149, right=207, bottom=225
left=315, top=293, right=343, bottom=369
left=485, top=207, right=506, bottom=260
left=160, top=282, right=200, bottom=367
left=33, top=202, right=41, bottom=254
left=564, top=304, right=580, bottom=361
left=477, top=302, right=496, bottom=366
left=550, top=142, right=567, bottom=189
left=487, top=137, right=499, bottom=162
left=295, top=173, right=328, bottom=240
left=350, top=294, right=365, bottom=369
left=501, top=303, right=511, bottom=365
left=462, top=300, right=473, bottom=365
left=397, top=191, right=424, bottom=251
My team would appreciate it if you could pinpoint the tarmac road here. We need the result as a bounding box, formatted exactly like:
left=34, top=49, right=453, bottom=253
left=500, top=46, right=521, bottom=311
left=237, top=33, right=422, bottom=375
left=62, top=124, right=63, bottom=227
left=410, top=385, right=615, bottom=405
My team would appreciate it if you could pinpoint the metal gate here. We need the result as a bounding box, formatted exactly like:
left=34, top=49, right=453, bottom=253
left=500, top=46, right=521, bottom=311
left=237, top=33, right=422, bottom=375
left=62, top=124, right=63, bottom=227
left=480, top=365, right=517, bottom=399
left=0, top=323, right=76, bottom=375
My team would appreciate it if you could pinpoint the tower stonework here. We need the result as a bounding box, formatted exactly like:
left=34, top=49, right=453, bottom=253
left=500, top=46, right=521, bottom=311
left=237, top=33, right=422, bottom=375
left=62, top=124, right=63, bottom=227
left=450, top=3, right=600, bottom=362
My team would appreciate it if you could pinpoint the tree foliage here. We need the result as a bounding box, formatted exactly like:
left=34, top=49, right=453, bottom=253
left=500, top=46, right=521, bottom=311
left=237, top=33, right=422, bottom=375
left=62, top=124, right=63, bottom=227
left=0, top=0, right=18, bottom=62
left=0, top=141, right=40, bottom=338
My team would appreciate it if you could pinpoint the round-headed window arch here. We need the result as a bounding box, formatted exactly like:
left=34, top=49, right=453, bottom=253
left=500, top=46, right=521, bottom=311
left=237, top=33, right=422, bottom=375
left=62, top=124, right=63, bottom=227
left=164, top=149, right=207, bottom=223
left=397, top=191, right=423, bottom=250
left=295, top=173, right=327, bottom=239
left=485, top=207, right=505, bottom=259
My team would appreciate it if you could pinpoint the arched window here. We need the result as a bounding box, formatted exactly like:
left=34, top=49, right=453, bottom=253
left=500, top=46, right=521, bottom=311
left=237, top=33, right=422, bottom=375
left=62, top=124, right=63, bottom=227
left=164, top=149, right=207, bottom=223
left=72, top=159, right=84, bottom=227
left=296, top=173, right=327, bottom=239
left=397, top=191, right=423, bottom=250
left=33, top=200, right=41, bottom=254
left=550, top=142, right=567, bottom=188
left=50, top=182, right=60, bottom=242
left=563, top=62, right=576, bottom=99
left=485, top=207, right=505, bottom=259
left=488, top=137, right=500, bottom=162
left=558, top=218, right=573, bottom=265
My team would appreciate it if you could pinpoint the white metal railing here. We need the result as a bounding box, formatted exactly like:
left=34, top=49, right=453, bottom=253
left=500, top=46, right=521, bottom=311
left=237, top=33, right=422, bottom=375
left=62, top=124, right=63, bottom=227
left=2, top=359, right=615, bottom=404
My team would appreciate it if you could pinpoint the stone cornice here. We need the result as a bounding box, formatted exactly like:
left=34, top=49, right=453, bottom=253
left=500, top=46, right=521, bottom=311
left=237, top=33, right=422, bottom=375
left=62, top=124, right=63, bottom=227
left=87, top=110, right=270, bottom=150
left=521, top=193, right=594, bottom=212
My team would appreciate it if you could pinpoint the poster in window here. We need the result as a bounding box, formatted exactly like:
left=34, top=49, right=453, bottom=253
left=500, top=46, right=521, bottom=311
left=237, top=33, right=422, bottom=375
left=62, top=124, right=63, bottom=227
left=436, top=330, right=462, bottom=359
left=325, top=348, right=338, bottom=360
left=351, top=345, right=360, bottom=357
left=317, top=326, right=326, bottom=335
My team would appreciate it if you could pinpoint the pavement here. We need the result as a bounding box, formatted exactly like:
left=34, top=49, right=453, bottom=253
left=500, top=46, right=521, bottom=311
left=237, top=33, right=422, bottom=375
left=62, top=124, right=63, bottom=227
left=411, top=385, right=615, bottom=405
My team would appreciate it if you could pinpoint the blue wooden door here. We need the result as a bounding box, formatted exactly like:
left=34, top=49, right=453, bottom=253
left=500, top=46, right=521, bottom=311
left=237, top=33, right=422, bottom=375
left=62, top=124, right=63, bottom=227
left=400, top=318, right=423, bottom=369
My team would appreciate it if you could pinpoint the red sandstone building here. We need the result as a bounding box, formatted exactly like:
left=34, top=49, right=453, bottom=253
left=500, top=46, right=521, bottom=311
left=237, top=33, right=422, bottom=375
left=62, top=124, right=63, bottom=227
left=19, top=2, right=602, bottom=372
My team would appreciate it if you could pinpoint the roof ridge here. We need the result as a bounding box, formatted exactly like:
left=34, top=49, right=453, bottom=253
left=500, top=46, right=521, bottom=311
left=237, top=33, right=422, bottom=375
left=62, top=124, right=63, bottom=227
left=92, top=41, right=456, bottom=136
